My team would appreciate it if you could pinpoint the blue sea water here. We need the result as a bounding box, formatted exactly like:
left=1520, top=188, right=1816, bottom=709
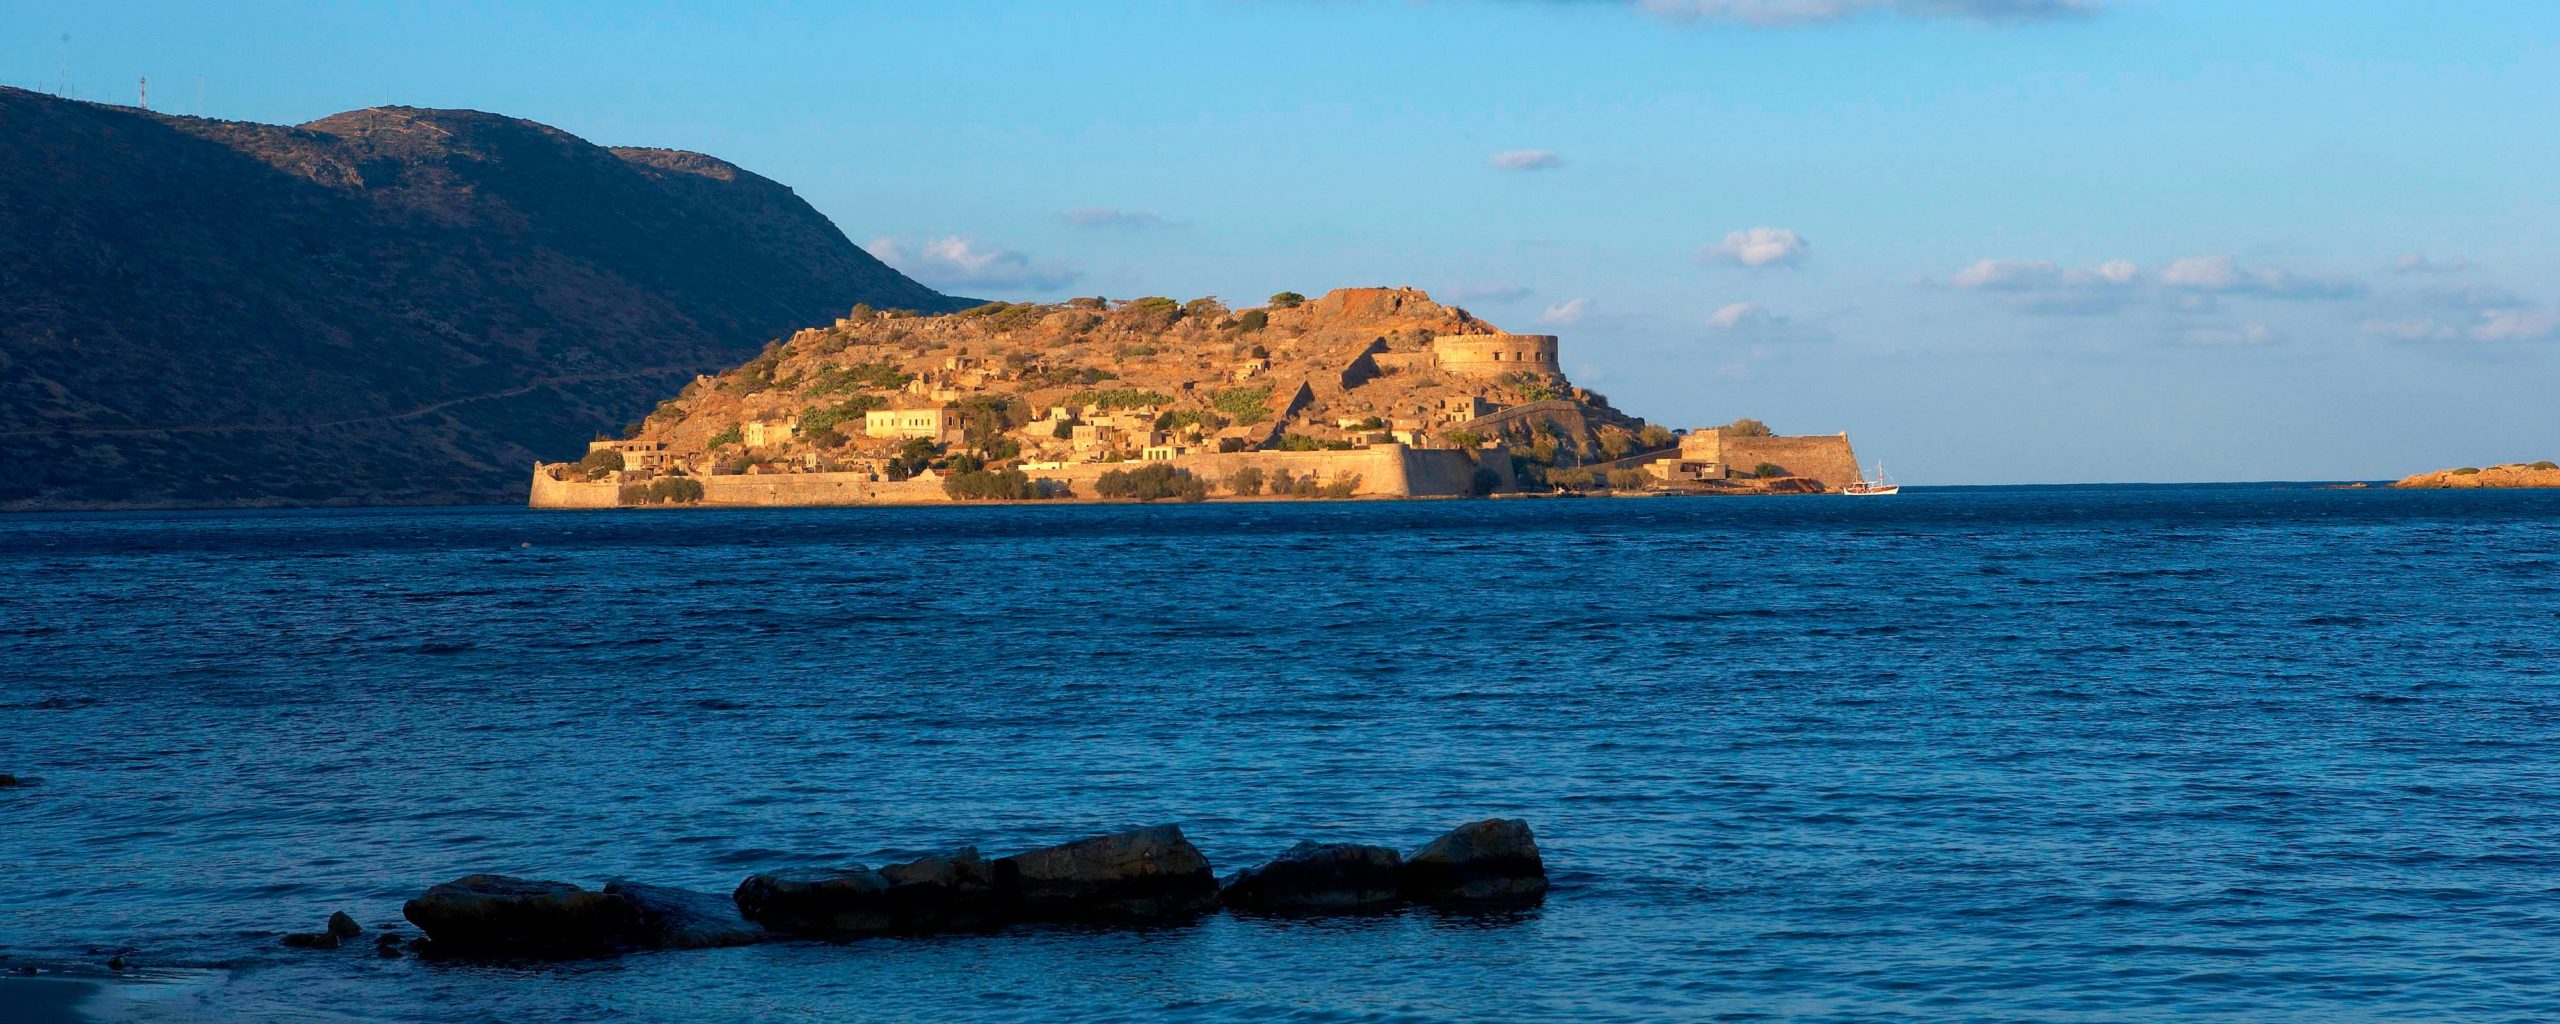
left=3, top=485, right=2559, bottom=1022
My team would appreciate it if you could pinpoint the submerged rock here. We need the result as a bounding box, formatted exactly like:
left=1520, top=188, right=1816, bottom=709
left=401, top=875, right=639, bottom=958
left=280, top=931, right=340, bottom=950
left=993, top=824, right=1219, bottom=923
left=375, top=933, right=405, bottom=958
left=1222, top=842, right=1406, bottom=913
left=326, top=911, right=363, bottom=939
left=877, top=848, right=1003, bottom=932
left=0, top=774, right=22, bottom=788
left=605, top=881, right=767, bottom=949
left=732, top=868, right=893, bottom=936
left=1402, top=819, right=1548, bottom=903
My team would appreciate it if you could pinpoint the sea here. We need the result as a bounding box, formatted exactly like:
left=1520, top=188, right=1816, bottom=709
left=3, top=484, right=2558, bottom=1023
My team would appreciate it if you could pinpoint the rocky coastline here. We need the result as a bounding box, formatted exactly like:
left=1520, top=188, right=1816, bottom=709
left=332, top=819, right=1540, bottom=962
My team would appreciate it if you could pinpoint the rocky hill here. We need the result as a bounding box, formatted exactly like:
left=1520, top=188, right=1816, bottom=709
left=0, top=86, right=966, bottom=509
left=579, top=286, right=1663, bottom=491
left=2391, top=462, right=2560, bottom=489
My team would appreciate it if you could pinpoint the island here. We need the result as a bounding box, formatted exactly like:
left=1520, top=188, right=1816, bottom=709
left=530, top=287, right=1863, bottom=507
left=2391, top=461, right=2560, bottom=489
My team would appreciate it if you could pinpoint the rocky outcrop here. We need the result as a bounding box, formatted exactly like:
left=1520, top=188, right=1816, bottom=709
left=401, top=875, right=639, bottom=958
left=1403, top=819, right=1549, bottom=904
left=1221, top=842, right=1405, bottom=913
left=2391, top=463, right=2560, bottom=489
left=992, top=825, right=1221, bottom=923
left=606, top=881, right=767, bottom=949
left=0, top=774, right=19, bottom=787
left=878, top=848, right=1004, bottom=932
left=326, top=912, right=363, bottom=939
left=732, top=868, right=893, bottom=937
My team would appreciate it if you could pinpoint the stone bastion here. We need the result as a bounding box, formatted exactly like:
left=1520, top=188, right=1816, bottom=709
left=1430, top=334, right=1560, bottom=378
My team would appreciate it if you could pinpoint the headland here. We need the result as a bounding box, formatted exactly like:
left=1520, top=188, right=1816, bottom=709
left=2392, top=461, right=2560, bottom=489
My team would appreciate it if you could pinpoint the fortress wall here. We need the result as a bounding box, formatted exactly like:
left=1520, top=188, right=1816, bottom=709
left=700, top=473, right=947, bottom=506
left=1432, top=334, right=1560, bottom=378
left=1705, top=434, right=1861, bottom=489
left=1025, top=445, right=1476, bottom=498
left=528, top=465, right=621, bottom=508
left=1369, top=351, right=1434, bottom=375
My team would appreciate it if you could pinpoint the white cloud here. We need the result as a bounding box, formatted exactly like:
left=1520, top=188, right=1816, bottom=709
left=1705, top=227, right=1808, bottom=268
left=2390, top=253, right=2471, bottom=274
left=1632, top=0, right=2100, bottom=27
left=1490, top=149, right=1563, bottom=171
left=867, top=235, right=1078, bottom=292
left=1537, top=297, right=1594, bottom=326
left=1707, top=302, right=1774, bottom=329
left=2473, top=307, right=2560, bottom=342
left=2157, top=255, right=2363, bottom=299
left=1061, top=207, right=1174, bottom=229
left=2179, top=322, right=2275, bottom=347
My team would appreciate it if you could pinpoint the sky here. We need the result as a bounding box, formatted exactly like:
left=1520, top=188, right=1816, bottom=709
left=8, top=0, right=2558, bottom=483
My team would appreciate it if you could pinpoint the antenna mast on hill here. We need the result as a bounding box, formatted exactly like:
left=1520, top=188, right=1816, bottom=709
left=139, top=75, right=148, bottom=110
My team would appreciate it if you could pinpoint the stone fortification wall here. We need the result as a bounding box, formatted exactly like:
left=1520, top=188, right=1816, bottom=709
left=1432, top=334, right=1559, bottom=378
left=1027, top=445, right=1483, bottom=498
left=528, top=466, right=619, bottom=508
left=1684, top=433, right=1861, bottom=489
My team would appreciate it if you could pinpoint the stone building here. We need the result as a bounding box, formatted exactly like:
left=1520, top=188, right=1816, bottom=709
left=865, top=402, right=951, bottom=440
left=1430, top=333, right=1561, bottom=378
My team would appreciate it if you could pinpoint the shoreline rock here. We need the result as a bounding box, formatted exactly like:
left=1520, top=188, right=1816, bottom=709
left=993, top=825, right=1220, bottom=923
left=401, top=875, right=638, bottom=959
left=1403, top=819, right=1549, bottom=904
left=1221, top=842, right=1405, bottom=914
left=732, top=868, right=892, bottom=937
left=606, top=881, right=767, bottom=949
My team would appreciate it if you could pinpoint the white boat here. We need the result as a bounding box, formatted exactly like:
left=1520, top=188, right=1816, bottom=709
left=1843, top=463, right=1900, bottom=496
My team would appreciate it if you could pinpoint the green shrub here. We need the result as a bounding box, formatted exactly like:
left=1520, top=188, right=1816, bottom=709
left=1320, top=473, right=1361, bottom=499
left=1279, top=433, right=1355, bottom=452
left=1094, top=463, right=1206, bottom=502
left=1445, top=430, right=1484, bottom=449
left=803, top=394, right=896, bottom=437
left=1607, top=468, right=1652, bottom=490
left=1212, top=385, right=1272, bottom=424
left=1753, top=462, right=1789, bottom=478
left=949, top=395, right=1028, bottom=446
left=1120, top=296, right=1183, bottom=331
left=2533, top=461, right=2558, bottom=471
left=1639, top=423, right=1675, bottom=449
left=620, top=477, right=705, bottom=505
left=706, top=425, right=744, bottom=449
left=1234, top=310, right=1269, bottom=333
left=1184, top=297, right=1228, bottom=320
left=1266, top=470, right=1299, bottom=496
left=1597, top=425, right=1636, bottom=461
left=1069, top=388, right=1173, bottom=411
left=1228, top=466, right=1265, bottom=496
left=1268, top=291, right=1306, bottom=309
left=1721, top=418, right=1774, bottom=437
left=801, top=362, right=910, bottom=396
left=579, top=448, right=624, bottom=478
left=1548, top=467, right=1598, bottom=492
left=942, top=468, right=1038, bottom=501
left=1289, top=474, right=1321, bottom=498
left=802, top=425, right=845, bottom=449
left=2451, top=467, right=2481, bottom=475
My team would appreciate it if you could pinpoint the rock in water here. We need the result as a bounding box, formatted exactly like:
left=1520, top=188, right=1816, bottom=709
left=401, top=875, right=639, bottom=958
left=877, top=848, right=1003, bottom=932
left=732, top=868, right=894, bottom=936
left=1222, top=842, right=1406, bottom=913
left=1402, top=819, right=1549, bottom=903
left=604, top=881, right=768, bottom=949
left=326, top=911, right=363, bottom=939
left=280, top=932, right=340, bottom=949
left=993, top=824, right=1220, bottom=922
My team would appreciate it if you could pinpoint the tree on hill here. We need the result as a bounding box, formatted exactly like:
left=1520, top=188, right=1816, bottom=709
left=1720, top=418, right=1774, bottom=437
left=1268, top=291, right=1306, bottom=309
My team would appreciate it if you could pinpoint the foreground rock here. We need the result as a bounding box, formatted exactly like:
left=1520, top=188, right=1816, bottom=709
left=878, top=848, right=1003, bottom=932
left=1222, top=842, right=1405, bottom=913
left=0, top=774, right=19, bottom=787
left=326, top=911, right=363, bottom=939
left=993, top=825, right=1219, bottom=923
left=733, top=868, right=892, bottom=936
left=402, top=875, right=639, bottom=958
left=606, top=881, right=767, bottom=949
left=1402, top=819, right=1549, bottom=903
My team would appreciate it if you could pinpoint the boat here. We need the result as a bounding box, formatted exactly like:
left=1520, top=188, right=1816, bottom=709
left=1843, top=463, right=1900, bottom=496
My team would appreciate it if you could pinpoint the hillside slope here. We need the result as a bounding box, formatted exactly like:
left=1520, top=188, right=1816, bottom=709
left=0, top=87, right=966, bottom=509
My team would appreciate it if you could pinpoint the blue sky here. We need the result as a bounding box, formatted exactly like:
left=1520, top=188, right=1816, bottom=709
left=10, top=1, right=2558, bottom=483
